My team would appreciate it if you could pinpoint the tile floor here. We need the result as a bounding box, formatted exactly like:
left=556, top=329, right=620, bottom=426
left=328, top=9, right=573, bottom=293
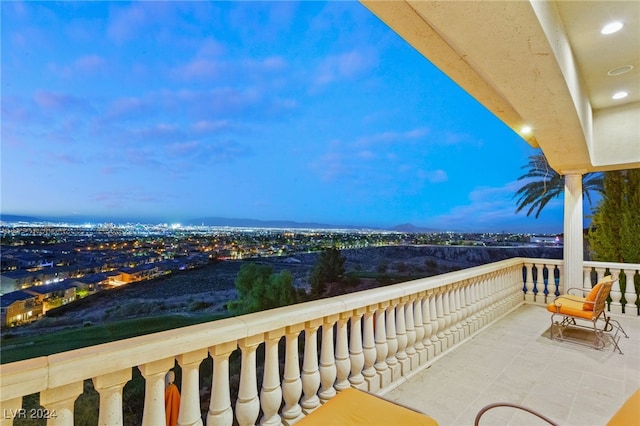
left=382, top=304, right=640, bottom=426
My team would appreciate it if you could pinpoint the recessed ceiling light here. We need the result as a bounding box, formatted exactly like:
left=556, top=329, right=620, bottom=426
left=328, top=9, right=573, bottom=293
left=612, top=91, right=628, bottom=100
left=601, top=21, right=624, bottom=35
left=608, top=65, right=634, bottom=76
left=521, top=126, right=532, bottom=135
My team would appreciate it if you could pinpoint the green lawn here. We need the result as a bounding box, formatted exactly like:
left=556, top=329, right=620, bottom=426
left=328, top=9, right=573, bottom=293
left=1, top=313, right=227, bottom=364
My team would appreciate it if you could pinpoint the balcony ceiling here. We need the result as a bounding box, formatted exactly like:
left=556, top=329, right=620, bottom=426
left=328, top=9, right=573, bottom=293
left=361, top=0, right=640, bottom=174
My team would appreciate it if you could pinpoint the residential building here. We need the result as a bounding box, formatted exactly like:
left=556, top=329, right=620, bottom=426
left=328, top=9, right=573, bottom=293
left=0, top=290, right=44, bottom=327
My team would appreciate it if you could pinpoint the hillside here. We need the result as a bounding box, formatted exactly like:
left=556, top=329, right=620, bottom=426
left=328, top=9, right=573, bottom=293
left=7, top=245, right=561, bottom=335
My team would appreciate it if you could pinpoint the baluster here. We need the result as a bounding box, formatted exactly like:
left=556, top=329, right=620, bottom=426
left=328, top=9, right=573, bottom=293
left=177, top=349, right=207, bottom=426
left=524, top=263, right=535, bottom=302
left=427, top=292, right=440, bottom=355
left=556, top=264, right=565, bottom=295
left=442, top=287, right=454, bottom=348
left=422, top=292, right=435, bottom=359
left=260, top=329, right=283, bottom=426
left=458, top=283, right=470, bottom=339
left=422, top=290, right=438, bottom=360
left=362, top=308, right=378, bottom=391
left=541, top=264, right=550, bottom=304
left=435, top=290, right=447, bottom=351
left=395, top=300, right=409, bottom=374
left=374, top=303, right=392, bottom=389
left=404, top=299, right=418, bottom=370
left=413, top=293, right=426, bottom=365
left=301, top=320, right=321, bottom=413
left=92, top=369, right=131, bottom=426
left=609, top=268, right=623, bottom=315
left=583, top=266, right=594, bottom=290
left=282, top=325, right=304, bottom=424
left=39, top=382, right=83, bottom=426
left=478, top=276, right=490, bottom=327
left=623, top=270, right=638, bottom=317
left=334, top=315, right=351, bottom=391
left=207, top=342, right=235, bottom=426
left=469, top=279, right=480, bottom=333
left=385, top=301, right=400, bottom=380
left=531, top=263, right=540, bottom=302
left=448, top=287, right=459, bottom=344
left=1, top=397, right=22, bottom=426
left=236, top=337, right=261, bottom=426
left=318, top=316, right=338, bottom=403
left=489, top=273, right=499, bottom=321
left=348, top=309, right=365, bottom=388
left=139, top=358, right=175, bottom=426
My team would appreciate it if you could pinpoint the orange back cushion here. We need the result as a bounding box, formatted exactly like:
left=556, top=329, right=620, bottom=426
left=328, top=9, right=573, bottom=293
left=583, top=282, right=603, bottom=311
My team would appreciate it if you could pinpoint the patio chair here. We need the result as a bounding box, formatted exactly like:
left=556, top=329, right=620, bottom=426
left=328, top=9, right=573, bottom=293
left=474, top=388, right=639, bottom=426
left=546, top=275, right=627, bottom=353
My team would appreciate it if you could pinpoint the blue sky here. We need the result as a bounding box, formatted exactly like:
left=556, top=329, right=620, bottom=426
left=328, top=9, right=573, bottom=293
left=2, top=1, right=575, bottom=233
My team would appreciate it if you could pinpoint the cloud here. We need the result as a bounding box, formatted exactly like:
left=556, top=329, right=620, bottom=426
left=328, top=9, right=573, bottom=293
left=314, top=49, right=378, bottom=86
left=418, top=169, right=448, bottom=183
left=104, top=97, right=151, bottom=121
left=48, top=153, right=83, bottom=165
left=33, top=91, right=89, bottom=111
left=429, top=181, right=563, bottom=231
left=74, top=54, right=107, bottom=73
left=177, top=58, right=223, bottom=80
left=354, top=128, right=429, bottom=147
left=192, top=120, right=232, bottom=134
left=107, top=4, right=149, bottom=43
left=89, top=190, right=164, bottom=210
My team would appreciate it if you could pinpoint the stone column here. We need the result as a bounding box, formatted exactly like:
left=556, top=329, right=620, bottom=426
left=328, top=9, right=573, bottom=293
left=139, top=358, right=175, bottom=426
left=563, top=172, right=584, bottom=293
left=207, top=342, right=236, bottom=426
left=301, top=320, right=321, bottom=413
left=40, top=382, right=83, bottom=426
left=177, top=349, right=208, bottom=426
left=261, top=329, right=283, bottom=426
left=236, top=336, right=262, bottom=426
left=92, top=368, right=132, bottom=426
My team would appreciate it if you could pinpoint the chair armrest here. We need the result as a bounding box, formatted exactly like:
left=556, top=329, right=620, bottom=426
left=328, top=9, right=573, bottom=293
left=553, top=294, right=585, bottom=306
left=474, top=403, right=558, bottom=426
left=566, top=287, right=589, bottom=296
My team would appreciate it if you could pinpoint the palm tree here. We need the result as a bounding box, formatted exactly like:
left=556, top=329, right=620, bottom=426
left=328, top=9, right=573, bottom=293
left=515, top=153, right=604, bottom=218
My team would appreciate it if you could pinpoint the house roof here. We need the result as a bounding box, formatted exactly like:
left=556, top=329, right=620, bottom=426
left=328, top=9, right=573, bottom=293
left=0, top=290, right=38, bottom=308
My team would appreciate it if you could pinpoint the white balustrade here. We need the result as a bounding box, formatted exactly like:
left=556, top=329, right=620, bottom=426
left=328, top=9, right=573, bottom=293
left=318, top=316, right=337, bottom=403
left=374, top=304, right=391, bottom=389
left=348, top=309, right=365, bottom=388
left=207, top=342, right=235, bottom=426
left=3, top=258, right=637, bottom=426
left=385, top=301, right=401, bottom=380
left=92, top=369, right=131, bottom=426
left=177, top=349, right=208, bottom=426
left=301, top=320, right=321, bottom=413
left=404, top=299, right=418, bottom=370
left=260, top=330, right=283, bottom=426
left=282, top=325, right=304, bottom=425
left=139, top=358, right=174, bottom=426
left=413, top=294, right=426, bottom=364
left=334, top=315, right=351, bottom=391
left=40, top=382, right=83, bottom=426
left=362, top=309, right=378, bottom=389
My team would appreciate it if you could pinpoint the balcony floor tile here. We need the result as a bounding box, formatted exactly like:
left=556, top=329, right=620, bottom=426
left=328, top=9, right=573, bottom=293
left=382, top=304, right=640, bottom=426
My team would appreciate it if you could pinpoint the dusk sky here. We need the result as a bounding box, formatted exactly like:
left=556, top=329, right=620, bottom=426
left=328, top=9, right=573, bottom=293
left=1, top=1, right=587, bottom=233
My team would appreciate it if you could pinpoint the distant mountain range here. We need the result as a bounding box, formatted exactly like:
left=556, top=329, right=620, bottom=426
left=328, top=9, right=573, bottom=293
left=0, top=213, right=439, bottom=232
left=186, top=216, right=375, bottom=230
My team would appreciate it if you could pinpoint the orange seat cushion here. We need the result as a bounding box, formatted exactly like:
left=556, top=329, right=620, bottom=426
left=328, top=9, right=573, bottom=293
left=547, top=297, right=593, bottom=320
left=583, top=282, right=603, bottom=311
left=297, top=387, right=438, bottom=426
left=607, top=388, right=640, bottom=426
